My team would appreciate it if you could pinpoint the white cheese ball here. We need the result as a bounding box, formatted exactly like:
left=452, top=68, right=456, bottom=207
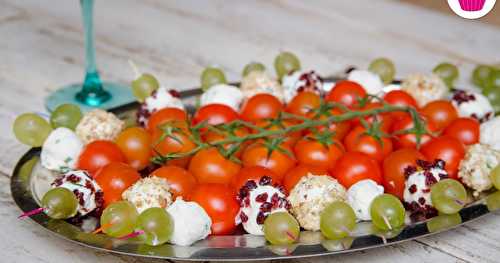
left=167, top=198, right=212, bottom=246
left=400, top=73, right=448, bottom=107
left=451, top=89, right=493, bottom=122
left=41, top=127, right=83, bottom=172
left=281, top=70, right=323, bottom=103
left=287, top=174, right=347, bottom=231
left=346, top=179, right=384, bottom=221
left=404, top=167, right=446, bottom=209
left=75, top=109, right=124, bottom=144
left=480, top=117, right=500, bottom=151
left=347, top=70, right=384, bottom=95
left=122, top=176, right=172, bottom=213
left=458, top=144, right=500, bottom=196
left=240, top=71, right=284, bottom=101
left=137, top=87, right=185, bottom=126
left=200, top=84, right=243, bottom=111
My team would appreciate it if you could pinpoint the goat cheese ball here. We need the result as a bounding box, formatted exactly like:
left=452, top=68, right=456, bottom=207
left=480, top=116, right=500, bottom=151
left=347, top=70, right=384, bottom=95
left=281, top=70, right=324, bottom=103
left=122, top=176, right=173, bottom=213
left=235, top=177, right=289, bottom=235
left=458, top=143, right=500, bottom=196
left=400, top=73, right=448, bottom=107
left=451, top=89, right=493, bottom=123
left=287, top=174, right=347, bottom=231
left=200, top=84, right=244, bottom=111
left=51, top=170, right=103, bottom=216
left=41, top=127, right=83, bottom=172
left=167, top=198, right=212, bottom=246
left=75, top=109, right=124, bottom=144
left=137, top=87, right=184, bottom=126
left=346, top=179, right=384, bottom=221
left=240, top=71, right=284, bottom=101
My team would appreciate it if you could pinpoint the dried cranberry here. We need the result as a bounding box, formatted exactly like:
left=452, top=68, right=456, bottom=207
left=260, top=202, right=272, bottom=212
left=240, top=212, right=248, bottom=223
left=168, top=89, right=181, bottom=98
left=422, top=188, right=431, bottom=193
left=416, top=159, right=432, bottom=170
left=408, top=184, right=417, bottom=194
left=73, top=189, right=85, bottom=206
left=259, top=176, right=272, bottom=186
left=85, top=180, right=95, bottom=193
left=52, top=177, right=63, bottom=187
left=452, top=90, right=475, bottom=105
left=424, top=172, right=438, bottom=187
left=433, top=159, right=446, bottom=170
left=67, top=174, right=80, bottom=183
left=255, top=193, right=268, bottom=203
left=238, top=187, right=249, bottom=200
left=418, top=197, right=426, bottom=205
left=404, top=166, right=417, bottom=178
left=256, top=212, right=266, bottom=224
left=245, top=180, right=258, bottom=190
left=270, top=193, right=280, bottom=208
left=244, top=198, right=250, bottom=207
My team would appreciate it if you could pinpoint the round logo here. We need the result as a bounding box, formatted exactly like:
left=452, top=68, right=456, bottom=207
left=447, top=0, right=496, bottom=19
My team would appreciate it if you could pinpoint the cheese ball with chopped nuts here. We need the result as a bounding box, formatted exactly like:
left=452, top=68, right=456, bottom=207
left=240, top=71, right=284, bottom=101
left=75, top=109, right=124, bottom=144
left=287, top=174, right=347, bottom=231
left=458, top=143, right=500, bottom=197
left=122, top=176, right=173, bottom=213
left=400, top=73, right=448, bottom=107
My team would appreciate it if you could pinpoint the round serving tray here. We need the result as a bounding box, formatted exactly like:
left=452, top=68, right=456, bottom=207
left=10, top=83, right=496, bottom=261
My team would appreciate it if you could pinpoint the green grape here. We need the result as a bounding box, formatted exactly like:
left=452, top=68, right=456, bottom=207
left=431, top=179, right=467, bottom=214
left=274, top=51, right=301, bottom=79
left=41, top=187, right=78, bottom=219
left=472, top=65, right=494, bottom=88
left=132, top=73, right=160, bottom=102
left=485, top=69, right=500, bottom=90
left=200, top=67, right=227, bottom=91
left=370, top=194, right=405, bottom=231
left=427, top=213, right=462, bottom=233
left=50, top=104, right=82, bottom=130
left=321, top=237, right=354, bottom=252
left=368, top=57, right=396, bottom=85
left=320, top=201, right=356, bottom=240
left=486, top=191, right=500, bottom=211
left=263, top=212, right=300, bottom=245
left=371, top=225, right=404, bottom=239
left=482, top=84, right=500, bottom=113
left=137, top=207, right=174, bottom=246
left=490, top=164, right=500, bottom=190
left=100, top=201, right=139, bottom=238
left=433, top=63, right=459, bottom=88
left=242, top=62, right=266, bottom=77
left=13, top=113, right=52, bottom=147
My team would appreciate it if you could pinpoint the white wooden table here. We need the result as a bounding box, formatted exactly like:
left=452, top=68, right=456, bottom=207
left=1, top=1, right=499, bottom=262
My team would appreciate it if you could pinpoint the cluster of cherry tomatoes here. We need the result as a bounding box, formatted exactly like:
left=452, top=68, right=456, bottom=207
left=76, top=79, right=479, bottom=235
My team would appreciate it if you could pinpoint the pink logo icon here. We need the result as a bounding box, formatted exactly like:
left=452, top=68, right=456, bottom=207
left=458, top=0, right=486, bottom=11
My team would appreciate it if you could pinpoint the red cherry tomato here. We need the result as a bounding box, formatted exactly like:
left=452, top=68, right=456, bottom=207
left=420, top=136, right=465, bottom=178
left=332, top=152, right=382, bottom=189
left=309, top=107, right=352, bottom=141
left=193, top=104, right=239, bottom=127
left=383, top=90, right=418, bottom=120
left=231, top=166, right=281, bottom=193
left=283, top=164, right=328, bottom=193
left=151, top=165, right=198, bottom=199
left=151, top=122, right=195, bottom=168
left=77, top=140, right=126, bottom=175
left=344, top=126, right=393, bottom=162
left=391, top=114, right=436, bottom=149
left=294, top=138, right=345, bottom=170
left=254, top=119, right=301, bottom=147
left=325, top=80, right=367, bottom=108
left=352, top=102, right=394, bottom=133
left=421, top=100, right=458, bottom=131
left=240, top=94, right=283, bottom=122
left=383, top=148, right=426, bottom=199
left=286, top=91, right=321, bottom=117
left=95, top=162, right=141, bottom=207
left=443, top=117, right=480, bottom=145
left=190, top=184, right=239, bottom=235
left=115, top=127, right=152, bottom=170
left=147, top=107, right=188, bottom=133
left=203, top=126, right=250, bottom=158
left=188, top=147, right=241, bottom=185
left=242, top=142, right=296, bottom=180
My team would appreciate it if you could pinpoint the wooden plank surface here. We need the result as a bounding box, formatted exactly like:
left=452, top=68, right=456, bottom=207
left=1, top=0, right=499, bottom=262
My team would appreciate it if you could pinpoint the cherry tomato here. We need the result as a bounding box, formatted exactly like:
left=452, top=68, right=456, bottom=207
left=254, top=119, right=301, bottom=147
left=332, top=152, right=382, bottom=189
left=283, top=164, right=328, bottom=193
left=420, top=136, right=465, bottom=178
left=240, top=93, right=283, bottom=122
left=443, top=117, right=480, bottom=145
left=147, top=107, right=188, bottom=133
left=344, top=126, right=393, bottom=162
left=190, top=184, right=239, bottom=235
left=352, top=102, right=394, bottom=132
left=391, top=114, right=436, bottom=149
left=383, top=90, right=418, bottom=120
left=95, top=162, right=141, bottom=207
left=325, top=80, right=367, bottom=108
left=231, top=166, right=281, bottom=193
left=115, top=127, right=152, bottom=170
left=294, top=138, right=344, bottom=170
left=151, top=165, right=197, bottom=199
left=151, top=123, right=195, bottom=168
left=286, top=91, right=321, bottom=117
left=77, top=140, right=126, bottom=175
left=242, top=142, right=296, bottom=180
left=383, top=148, right=426, bottom=199
left=188, top=147, right=241, bottom=185
left=309, top=107, right=352, bottom=141
left=193, top=104, right=239, bottom=126
left=203, top=126, right=250, bottom=158
left=421, top=100, right=458, bottom=131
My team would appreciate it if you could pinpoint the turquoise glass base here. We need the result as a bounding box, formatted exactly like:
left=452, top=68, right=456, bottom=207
left=45, top=82, right=135, bottom=112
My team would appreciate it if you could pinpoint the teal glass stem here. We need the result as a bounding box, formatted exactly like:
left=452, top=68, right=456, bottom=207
left=75, top=0, right=111, bottom=106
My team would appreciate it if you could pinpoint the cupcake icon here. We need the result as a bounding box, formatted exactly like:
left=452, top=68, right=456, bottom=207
left=458, top=0, right=486, bottom=11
